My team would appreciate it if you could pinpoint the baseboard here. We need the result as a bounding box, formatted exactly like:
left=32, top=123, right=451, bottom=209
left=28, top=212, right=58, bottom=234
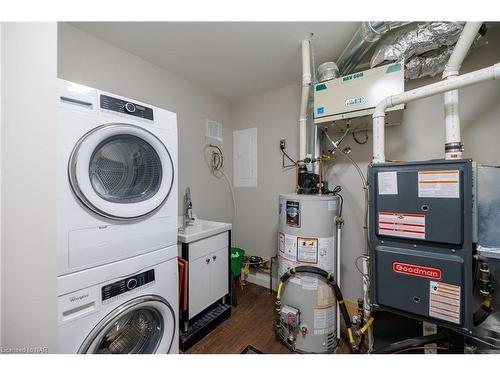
left=244, top=271, right=277, bottom=291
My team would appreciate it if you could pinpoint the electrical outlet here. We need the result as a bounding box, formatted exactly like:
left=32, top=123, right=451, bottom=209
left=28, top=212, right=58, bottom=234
left=280, top=139, right=286, bottom=150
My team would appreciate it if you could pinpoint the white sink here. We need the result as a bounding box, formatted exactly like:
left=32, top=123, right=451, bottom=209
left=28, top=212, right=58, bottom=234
left=178, top=219, right=232, bottom=244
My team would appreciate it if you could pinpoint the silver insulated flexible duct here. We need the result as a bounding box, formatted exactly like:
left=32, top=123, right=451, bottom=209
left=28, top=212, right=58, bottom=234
left=405, top=46, right=455, bottom=80
left=337, top=22, right=410, bottom=76
left=369, top=22, right=474, bottom=80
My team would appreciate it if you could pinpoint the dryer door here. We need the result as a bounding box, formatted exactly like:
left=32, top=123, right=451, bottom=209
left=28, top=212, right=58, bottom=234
left=79, top=296, right=176, bottom=354
left=69, top=123, right=174, bottom=220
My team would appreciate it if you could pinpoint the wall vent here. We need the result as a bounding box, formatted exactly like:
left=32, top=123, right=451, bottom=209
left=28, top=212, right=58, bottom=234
left=205, top=119, right=223, bottom=143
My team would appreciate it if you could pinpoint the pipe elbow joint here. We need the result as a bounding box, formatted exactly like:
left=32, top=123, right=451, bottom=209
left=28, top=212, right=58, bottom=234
left=373, top=98, right=390, bottom=118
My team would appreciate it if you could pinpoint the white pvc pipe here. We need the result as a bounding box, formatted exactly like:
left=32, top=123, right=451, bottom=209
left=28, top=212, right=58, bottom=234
left=299, top=40, right=311, bottom=160
left=442, top=22, right=483, bottom=160
left=444, top=22, right=483, bottom=76
left=444, top=89, right=460, bottom=156
left=373, top=63, right=500, bottom=163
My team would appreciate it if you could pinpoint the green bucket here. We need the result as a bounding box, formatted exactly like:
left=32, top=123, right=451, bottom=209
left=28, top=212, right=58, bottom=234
left=231, top=247, right=245, bottom=278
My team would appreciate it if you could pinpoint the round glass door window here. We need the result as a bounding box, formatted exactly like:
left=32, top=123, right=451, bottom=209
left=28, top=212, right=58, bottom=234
left=69, top=124, right=174, bottom=220
left=89, top=135, right=162, bottom=204
left=92, top=307, right=163, bottom=354
left=79, top=296, right=176, bottom=354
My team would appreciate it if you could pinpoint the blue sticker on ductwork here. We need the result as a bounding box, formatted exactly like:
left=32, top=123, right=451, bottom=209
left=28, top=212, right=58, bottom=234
left=386, top=63, right=402, bottom=74
left=317, top=107, right=324, bottom=115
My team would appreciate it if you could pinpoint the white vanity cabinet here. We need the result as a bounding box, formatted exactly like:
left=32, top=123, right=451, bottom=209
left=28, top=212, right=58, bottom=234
left=177, top=220, right=232, bottom=352
left=187, top=233, right=229, bottom=319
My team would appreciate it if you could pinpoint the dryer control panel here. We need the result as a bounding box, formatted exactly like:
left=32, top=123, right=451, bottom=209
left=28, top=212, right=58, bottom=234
left=101, top=269, right=155, bottom=302
left=100, top=94, right=154, bottom=120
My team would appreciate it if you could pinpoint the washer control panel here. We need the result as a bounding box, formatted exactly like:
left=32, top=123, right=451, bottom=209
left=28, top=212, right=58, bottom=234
left=101, top=269, right=155, bottom=302
left=100, top=94, right=154, bottom=120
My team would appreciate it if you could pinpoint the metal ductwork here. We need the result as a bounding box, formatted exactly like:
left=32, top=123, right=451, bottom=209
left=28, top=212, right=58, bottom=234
left=336, top=22, right=410, bottom=76
left=369, top=22, right=486, bottom=80
left=370, top=22, right=466, bottom=69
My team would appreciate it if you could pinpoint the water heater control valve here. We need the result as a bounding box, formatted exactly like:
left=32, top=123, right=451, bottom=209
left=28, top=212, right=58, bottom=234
left=280, top=305, right=300, bottom=328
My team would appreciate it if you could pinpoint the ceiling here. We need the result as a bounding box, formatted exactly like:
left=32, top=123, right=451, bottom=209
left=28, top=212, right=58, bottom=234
left=70, top=22, right=360, bottom=100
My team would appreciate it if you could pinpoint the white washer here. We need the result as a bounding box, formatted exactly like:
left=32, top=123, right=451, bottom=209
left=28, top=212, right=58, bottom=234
left=58, top=246, right=179, bottom=354
left=57, top=80, right=178, bottom=276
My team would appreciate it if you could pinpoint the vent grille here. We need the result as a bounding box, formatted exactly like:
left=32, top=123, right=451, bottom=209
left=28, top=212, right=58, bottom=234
left=326, top=331, right=338, bottom=351
left=205, top=119, right=223, bottom=143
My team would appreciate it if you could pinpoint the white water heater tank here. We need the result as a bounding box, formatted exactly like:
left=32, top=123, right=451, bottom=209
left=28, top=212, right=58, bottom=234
left=278, top=193, right=340, bottom=353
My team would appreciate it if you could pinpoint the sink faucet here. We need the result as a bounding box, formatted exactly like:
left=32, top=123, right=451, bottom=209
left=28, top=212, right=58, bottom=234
left=184, top=187, right=195, bottom=226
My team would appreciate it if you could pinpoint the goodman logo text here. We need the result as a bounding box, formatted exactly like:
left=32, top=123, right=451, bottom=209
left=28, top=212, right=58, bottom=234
left=392, top=262, right=442, bottom=280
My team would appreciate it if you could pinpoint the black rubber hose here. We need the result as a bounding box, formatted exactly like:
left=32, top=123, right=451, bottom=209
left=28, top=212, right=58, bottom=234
left=474, top=302, right=493, bottom=326
left=372, top=330, right=449, bottom=354
left=280, top=266, right=352, bottom=330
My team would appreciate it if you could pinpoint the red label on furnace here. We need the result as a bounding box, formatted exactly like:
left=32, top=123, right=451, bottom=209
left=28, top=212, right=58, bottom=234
left=392, top=262, right=442, bottom=280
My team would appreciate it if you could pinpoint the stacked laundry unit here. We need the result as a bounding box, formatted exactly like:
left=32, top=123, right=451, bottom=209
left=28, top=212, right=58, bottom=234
left=56, top=80, right=179, bottom=354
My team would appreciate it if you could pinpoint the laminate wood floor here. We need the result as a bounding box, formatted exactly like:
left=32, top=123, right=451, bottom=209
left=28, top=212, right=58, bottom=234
left=186, top=283, right=351, bottom=354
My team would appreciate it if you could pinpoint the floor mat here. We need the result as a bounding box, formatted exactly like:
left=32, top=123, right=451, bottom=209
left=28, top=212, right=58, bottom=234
left=241, top=345, right=264, bottom=354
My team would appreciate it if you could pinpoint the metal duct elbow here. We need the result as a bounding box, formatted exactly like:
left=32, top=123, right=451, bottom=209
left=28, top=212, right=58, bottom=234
left=337, top=21, right=410, bottom=76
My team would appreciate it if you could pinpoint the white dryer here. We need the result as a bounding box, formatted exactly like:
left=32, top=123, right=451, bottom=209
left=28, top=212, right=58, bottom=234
left=57, top=80, right=178, bottom=276
left=58, top=246, right=179, bottom=354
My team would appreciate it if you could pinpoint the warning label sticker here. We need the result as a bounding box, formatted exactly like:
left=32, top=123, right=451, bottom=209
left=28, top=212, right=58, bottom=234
left=429, top=281, right=461, bottom=324
left=301, top=276, right=318, bottom=291
left=378, top=171, right=398, bottom=195
left=281, top=233, right=297, bottom=261
left=318, top=237, right=334, bottom=271
left=278, top=232, right=285, bottom=253
left=378, top=211, right=426, bottom=239
left=418, top=170, right=460, bottom=198
left=316, top=283, right=335, bottom=308
left=313, top=306, right=335, bottom=335
left=297, top=237, right=318, bottom=264
left=278, top=257, right=301, bottom=286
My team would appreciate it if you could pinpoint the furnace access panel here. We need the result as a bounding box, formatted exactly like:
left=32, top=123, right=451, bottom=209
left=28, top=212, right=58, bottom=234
left=369, top=160, right=474, bottom=332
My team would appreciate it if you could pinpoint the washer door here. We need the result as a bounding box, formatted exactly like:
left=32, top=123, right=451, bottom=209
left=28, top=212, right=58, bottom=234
left=79, top=296, right=175, bottom=354
left=69, top=123, right=174, bottom=220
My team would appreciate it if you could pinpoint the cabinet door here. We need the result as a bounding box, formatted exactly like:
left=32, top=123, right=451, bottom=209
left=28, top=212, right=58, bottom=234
left=189, top=256, right=211, bottom=319
left=210, top=247, right=229, bottom=302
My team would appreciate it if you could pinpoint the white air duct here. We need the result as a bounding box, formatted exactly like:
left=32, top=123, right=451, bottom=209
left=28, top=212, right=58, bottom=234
left=442, top=22, right=483, bottom=160
left=372, top=63, right=500, bottom=163
left=299, top=40, right=311, bottom=160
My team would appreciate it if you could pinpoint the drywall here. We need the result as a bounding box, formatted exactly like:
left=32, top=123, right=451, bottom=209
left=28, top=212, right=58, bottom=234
left=1, top=22, right=58, bottom=352
left=231, top=84, right=299, bottom=261
left=230, top=27, right=500, bottom=301
left=57, top=23, right=234, bottom=223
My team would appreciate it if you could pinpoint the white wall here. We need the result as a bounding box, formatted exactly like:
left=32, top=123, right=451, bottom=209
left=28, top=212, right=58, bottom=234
left=230, top=27, right=500, bottom=301
left=57, top=23, right=234, bottom=223
left=231, top=84, right=299, bottom=258
left=1, top=22, right=58, bottom=352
